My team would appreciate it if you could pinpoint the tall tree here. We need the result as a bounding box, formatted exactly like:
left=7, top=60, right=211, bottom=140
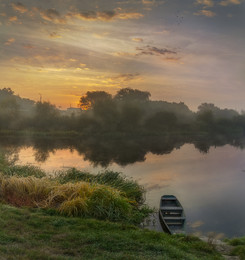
left=79, top=91, right=112, bottom=110
left=114, top=88, right=150, bottom=102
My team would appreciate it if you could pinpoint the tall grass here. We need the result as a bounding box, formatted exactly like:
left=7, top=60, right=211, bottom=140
left=0, top=152, right=46, bottom=178
left=0, top=174, right=147, bottom=223
left=0, top=153, right=151, bottom=223
left=57, top=169, right=145, bottom=205
left=0, top=175, right=53, bottom=207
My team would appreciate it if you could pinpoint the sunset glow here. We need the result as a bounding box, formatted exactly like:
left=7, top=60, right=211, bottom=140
left=0, top=0, right=244, bottom=110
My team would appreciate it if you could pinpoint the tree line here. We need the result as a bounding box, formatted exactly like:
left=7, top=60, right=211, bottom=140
left=0, top=87, right=245, bottom=137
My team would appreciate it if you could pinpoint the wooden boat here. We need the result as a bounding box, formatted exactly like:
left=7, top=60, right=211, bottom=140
left=159, top=195, right=186, bottom=234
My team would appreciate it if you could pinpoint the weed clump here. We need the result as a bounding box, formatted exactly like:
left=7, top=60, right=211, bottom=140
left=0, top=173, right=149, bottom=224
left=57, top=169, right=145, bottom=205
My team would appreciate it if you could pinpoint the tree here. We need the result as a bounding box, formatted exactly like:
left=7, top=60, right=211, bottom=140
left=144, top=111, right=177, bottom=132
left=114, top=88, right=150, bottom=102
left=0, top=88, right=14, bottom=97
left=79, top=91, right=112, bottom=110
left=198, top=103, right=238, bottom=119
left=33, top=101, right=60, bottom=130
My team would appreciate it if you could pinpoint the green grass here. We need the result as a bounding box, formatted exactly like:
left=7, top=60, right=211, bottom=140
left=0, top=203, right=223, bottom=260
left=0, top=174, right=149, bottom=223
left=0, top=153, right=228, bottom=259
left=56, top=169, right=145, bottom=205
left=0, top=153, right=46, bottom=178
left=226, top=237, right=245, bottom=259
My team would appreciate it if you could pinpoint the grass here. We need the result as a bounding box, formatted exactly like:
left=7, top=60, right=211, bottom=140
left=226, top=237, right=245, bottom=259
left=0, top=153, right=46, bottom=178
left=0, top=173, right=151, bottom=224
left=0, top=153, right=229, bottom=259
left=0, top=203, right=223, bottom=260
left=56, top=169, right=145, bottom=205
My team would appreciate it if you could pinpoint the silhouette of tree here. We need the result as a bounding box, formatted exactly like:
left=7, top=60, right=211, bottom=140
left=114, top=88, right=150, bottom=102
left=79, top=91, right=112, bottom=110
left=33, top=101, right=59, bottom=130
left=144, top=111, right=177, bottom=132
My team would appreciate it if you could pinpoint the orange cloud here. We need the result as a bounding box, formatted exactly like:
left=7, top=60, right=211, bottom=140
left=195, top=0, right=214, bottom=7
left=194, top=9, right=216, bottom=17
left=108, top=73, right=141, bottom=82
left=116, top=12, right=144, bottom=19
left=40, top=9, right=66, bottom=24
left=220, top=0, right=242, bottom=6
left=132, top=38, right=143, bottom=42
left=68, top=9, right=143, bottom=21
left=49, top=32, right=62, bottom=39
left=4, top=38, right=16, bottom=46
left=23, top=44, right=35, bottom=49
left=11, top=2, right=28, bottom=13
left=8, top=16, right=18, bottom=22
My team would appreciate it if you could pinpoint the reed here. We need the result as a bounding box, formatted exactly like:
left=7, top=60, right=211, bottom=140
left=0, top=175, right=53, bottom=207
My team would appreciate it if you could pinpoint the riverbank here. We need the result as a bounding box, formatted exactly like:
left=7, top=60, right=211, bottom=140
left=0, top=157, right=242, bottom=259
left=0, top=203, right=224, bottom=260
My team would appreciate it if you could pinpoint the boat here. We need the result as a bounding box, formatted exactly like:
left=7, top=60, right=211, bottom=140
left=159, top=195, right=186, bottom=234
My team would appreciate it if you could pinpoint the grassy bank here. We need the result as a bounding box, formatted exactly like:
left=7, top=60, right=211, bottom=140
left=0, top=155, right=226, bottom=259
left=0, top=204, right=223, bottom=260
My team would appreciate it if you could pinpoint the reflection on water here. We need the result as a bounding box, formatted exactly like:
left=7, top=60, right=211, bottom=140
left=1, top=135, right=245, bottom=237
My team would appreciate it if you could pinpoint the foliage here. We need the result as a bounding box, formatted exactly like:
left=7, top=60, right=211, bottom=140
left=0, top=87, right=245, bottom=137
left=79, top=91, right=112, bottom=110
left=32, top=101, right=60, bottom=130
left=114, top=87, right=151, bottom=102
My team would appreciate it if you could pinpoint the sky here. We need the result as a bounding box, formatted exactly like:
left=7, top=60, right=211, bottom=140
left=0, top=0, right=244, bottom=110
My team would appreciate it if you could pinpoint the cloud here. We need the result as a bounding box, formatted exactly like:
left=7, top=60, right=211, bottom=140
left=132, top=37, right=143, bottom=42
left=49, top=32, right=62, bottom=38
left=68, top=9, right=143, bottom=21
left=142, top=0, right=165, bottom=9
left=113, top=51, right=137, bottom=57
left=9, top=46, right=90, bottom=71
left=194, top=9, right=216, bottom=17
left=8, top=16, right=18, bottom=22
left=219, top=0, right=242, bottom=6
left=23, top=44, right=35, bottom=49
left=136, top=45, right=177, bottom=56
left=40, top=9, right=66, bottom=24
left=93, top=32, right=110, bottom=38
left=109, top=73, right=141, bottom=82
left=11, top=2, right=28, bottom=13
left=142, top=0, right=155, bottom=5
left=4, top=38, right=15, bottom=45
left=195, top=0, right=214, bottom=8
left=116, top=12, right=144, bottom=19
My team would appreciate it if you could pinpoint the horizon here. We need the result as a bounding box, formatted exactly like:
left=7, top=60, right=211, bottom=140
left=1, top=0, right=244, bottom=111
